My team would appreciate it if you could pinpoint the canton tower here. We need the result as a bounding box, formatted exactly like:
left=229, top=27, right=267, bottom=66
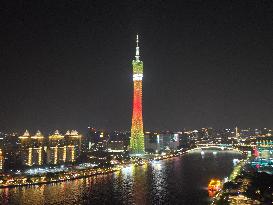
left=130, top=35, right=145, bottom=155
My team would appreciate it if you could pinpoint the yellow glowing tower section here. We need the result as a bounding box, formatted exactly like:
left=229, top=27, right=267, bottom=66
left=28, top=148, right=32, bottom=166
left=130, top=35, right=145, bottom=155
left=0, top=150, right=3, bottom=172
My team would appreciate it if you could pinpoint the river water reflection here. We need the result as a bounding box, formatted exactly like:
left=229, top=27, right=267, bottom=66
left=0, top=150, right=242, bottom=205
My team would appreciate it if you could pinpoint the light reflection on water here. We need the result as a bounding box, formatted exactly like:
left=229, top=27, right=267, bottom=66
left=0, top=151, right=242, bottom=205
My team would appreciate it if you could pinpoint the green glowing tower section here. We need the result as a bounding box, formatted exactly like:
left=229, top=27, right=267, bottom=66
left=130, top=35, right=145, bottom=155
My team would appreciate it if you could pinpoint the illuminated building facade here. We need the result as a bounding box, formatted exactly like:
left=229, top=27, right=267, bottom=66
left=64, top=130, right=82, bottom=163
left=30, top=130, right=44, bottom=166
left=130, top=35, right=145, bottom=155
left=256, top=136, right=273, bottom=159
left=144, top=132, right=179, bottom=153
left=47, top=130, right=82, bottom=164
left=0, top=136, right=3, bottom=172
left=0, top=149, right=3, bottom=172
left=18, top=130, right=31, bottom=166
left=19, top=130, right=45, bottom=167
left=47, top=130, right=65, bottom=165
left=0, top=134, right=3, bottom=172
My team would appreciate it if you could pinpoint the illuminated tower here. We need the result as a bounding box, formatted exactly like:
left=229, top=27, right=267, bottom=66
left=235, top=126, right=240, bottom=139
left=130, top=35, right=145, bottom=155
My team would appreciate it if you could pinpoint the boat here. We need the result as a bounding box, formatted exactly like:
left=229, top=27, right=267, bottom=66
left=208, top=179, right=221, bottom=197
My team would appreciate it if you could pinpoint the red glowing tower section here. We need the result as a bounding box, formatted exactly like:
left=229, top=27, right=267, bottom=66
left=130, top=35, right=145, bottom=155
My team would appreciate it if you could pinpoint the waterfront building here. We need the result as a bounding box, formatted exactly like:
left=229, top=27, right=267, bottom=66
left=170, top=133, right=180, bottom=150
left=256, top=136, right=273, bottom=159
left=2, top=133, right=20, bottom=171
left=144, top=132, right=158, bottom=153
left=0, top=149, right=3, bottom=172
left=144, top=132, right=180, bottom=153
left=0, top=136, right=3, bottom=172
left=157, top=132, right=179, bottom=152
left=179, top=132, right=192, bottom=149
left=64, top=130, right=82, bottom=162
left=30, top=130, right=44, bottom=166
left=18, top=130, right=31, bottom=166
left=130, top=35, right=145, bottom=155
left=47, top=130, right=65, bottom=165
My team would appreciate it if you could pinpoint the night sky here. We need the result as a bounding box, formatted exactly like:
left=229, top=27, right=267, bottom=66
left=1, top=1, right=273, bottom=133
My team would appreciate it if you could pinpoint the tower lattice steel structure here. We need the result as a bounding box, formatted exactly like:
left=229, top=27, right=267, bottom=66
left=130, top=35, right=145, bottom=155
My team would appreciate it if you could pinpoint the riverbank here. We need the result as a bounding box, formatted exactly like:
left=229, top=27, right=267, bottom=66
left=212, top=156, right=273, bottom=204
left=0, top=166, right=122, bottom=188
left=0, top=150, right=243, bottom=205
left=0, top=149, right=235, bottom=189
left=0, top=152, right=182, bottom=189
left=211, top=159, right=247, bottom=204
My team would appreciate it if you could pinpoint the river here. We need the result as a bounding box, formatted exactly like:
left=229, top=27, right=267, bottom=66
left=0, top=150, right=243, bottom=205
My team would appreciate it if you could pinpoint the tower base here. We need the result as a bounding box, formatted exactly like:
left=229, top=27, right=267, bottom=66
left=129, top=152, right=145, bottom=157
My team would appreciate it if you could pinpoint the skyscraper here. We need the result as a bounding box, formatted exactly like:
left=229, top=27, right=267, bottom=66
left=18, top=130, right=31, bottom=166
left=130, top=35, right=145, bottom=155
left=30, top=130, right=44, bottom=166
left=47, top=130, right=65, bottom=165
left=64, top=130, right=82, bottom=163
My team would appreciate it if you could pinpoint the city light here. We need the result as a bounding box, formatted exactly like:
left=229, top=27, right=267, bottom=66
left=0, top=1, right=272, bottom=204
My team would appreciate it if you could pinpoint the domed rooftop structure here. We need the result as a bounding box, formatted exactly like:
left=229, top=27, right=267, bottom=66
left=65, top=130, right=81, bottom=138
left=70, top=130, right=79, bottom=136
left=49, top=130, right=64, bottom=139
left=19, top=130, right=31, bottom=139
left=31, top=130, right=44, bottom=139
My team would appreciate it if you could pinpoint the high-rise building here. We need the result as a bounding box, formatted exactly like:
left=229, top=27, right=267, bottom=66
left=30, top=130, right=44, bottom=166
left=235, top=126, right=239, bottom=138
left=144, top=132, right=180, bottom=153
left=256, top=136, right=273, bottom=159
left=47, top=130, right=65, bottom=165
left=2, top=133, right=20, bottom=171
left=130, top=35, right=145, bottom=155
left=0, top=135, right=3, bottom=172
left=64, top=130, right=82, bottom=163
left=0, top=149, right=3, bottom=172
left=86, top=127, right=108, bottom=152
left=107, top=132, right=128, bottom=153
left=18, top=130, right=31, bottom=166
left=144, top=132, right=158, bottom=153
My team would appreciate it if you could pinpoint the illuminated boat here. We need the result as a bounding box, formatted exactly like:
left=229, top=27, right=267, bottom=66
left=208, top=179, right=221, bottom=197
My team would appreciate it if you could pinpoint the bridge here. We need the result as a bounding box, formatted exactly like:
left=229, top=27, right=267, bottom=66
left=187, top=143, right=243, bottom=153
left=196, top=143, right=233, bottom=149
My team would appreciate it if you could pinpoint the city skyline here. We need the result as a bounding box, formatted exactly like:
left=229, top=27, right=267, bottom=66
left=1, top=1, right=273, bottom=133
left=0, top=2, right=272, bottom=204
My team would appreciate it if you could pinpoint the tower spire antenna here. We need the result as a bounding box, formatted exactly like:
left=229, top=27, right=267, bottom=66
left=135, top=34, right=140, bottom=61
